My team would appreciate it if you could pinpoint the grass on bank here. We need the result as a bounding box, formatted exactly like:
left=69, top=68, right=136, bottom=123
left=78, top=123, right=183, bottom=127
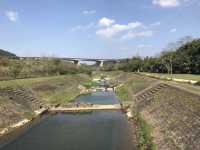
left=116, top=74, right=156, bottom=101
left=82, top=81, right=98, bottom=89
left=0, top=75, right=68, bottom=88
left=116, top=84, right=129, bottom=101
left=134, top=112, right=156, bottom=150
left=23, top=111, right=35, bottom=120
left=0, top=74, right=91, bottom=105
left=141, top=72, right=200, bottom=94
left=92, top=71, right=124, bottom=79
left=142, top=73, right=200, bottom=81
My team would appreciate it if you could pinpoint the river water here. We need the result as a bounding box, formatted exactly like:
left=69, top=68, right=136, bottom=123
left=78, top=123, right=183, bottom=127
left=75, top=91, right=119, bottom=104
left=0, top=92, right=135, bottom=150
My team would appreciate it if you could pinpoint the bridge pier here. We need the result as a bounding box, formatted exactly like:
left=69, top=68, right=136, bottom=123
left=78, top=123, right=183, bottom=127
left=96, top=60, right=104, bottom=67
left=73, top=60, right=80, bottom=66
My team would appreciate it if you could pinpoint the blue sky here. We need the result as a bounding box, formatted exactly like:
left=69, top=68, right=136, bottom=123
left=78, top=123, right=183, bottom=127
left=0, top=0, right=200, bottom=58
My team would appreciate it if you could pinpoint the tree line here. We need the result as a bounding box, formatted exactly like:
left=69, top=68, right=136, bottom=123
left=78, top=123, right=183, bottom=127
left=0, top=58, right=92, bottom=80
left=1, top=37, right=200, bottom=80
left=0, top=49, right=17, bottom=58
left=103, top=38, right=200, bottom=74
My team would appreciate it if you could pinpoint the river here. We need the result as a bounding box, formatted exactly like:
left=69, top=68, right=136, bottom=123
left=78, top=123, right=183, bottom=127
left=0, top=91, right=136, bottom=150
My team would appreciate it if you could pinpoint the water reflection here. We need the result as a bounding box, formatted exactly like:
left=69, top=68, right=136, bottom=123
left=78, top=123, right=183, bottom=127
left=1, top=92, right=136, bottom=150
left=75, top=91, right=119, bottom=105
left=1, top=111, right=135, bottom=150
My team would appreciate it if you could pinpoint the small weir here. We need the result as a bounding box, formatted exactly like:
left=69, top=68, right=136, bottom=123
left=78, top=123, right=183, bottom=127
left=0, top=90, right=136, bottom=150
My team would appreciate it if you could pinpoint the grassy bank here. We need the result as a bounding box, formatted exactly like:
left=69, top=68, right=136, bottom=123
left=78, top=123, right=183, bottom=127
left=116, top=74, right=156, bottom=101
left=114, top=73, right=157, bottom=149
left=142, top=73, right=200, bottom=81
left=82, top=81, right=98, bottom=89
left=140, top=72, right=200, bottom=94
left=134, top=112, right=156, bottom=150
left=0, top=74, right=91, bottom=104
left=0, top=74, right=91, bottom=130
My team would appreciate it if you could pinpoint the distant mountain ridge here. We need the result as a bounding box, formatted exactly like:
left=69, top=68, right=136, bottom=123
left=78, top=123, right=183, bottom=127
left=0, top=49, right=17, bottom=57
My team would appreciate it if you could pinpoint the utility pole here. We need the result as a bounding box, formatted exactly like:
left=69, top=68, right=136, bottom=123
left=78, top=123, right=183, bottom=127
left=170, top=56, right=173, bottom=79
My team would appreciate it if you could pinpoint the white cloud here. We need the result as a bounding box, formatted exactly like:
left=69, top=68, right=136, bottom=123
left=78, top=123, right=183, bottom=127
left=153, top=0, right=197, bottom=8
left=153, top=0, right=180, bottom=7
left=96, top=21, right=143, bottom=38
left=70, top=22, right=95, bottom=32
left=82, top=10, right=96, bottom=16
left=170, top=28, right=177, bottom=32
left=5, top=10, right=18, bottom=22
left=121, top=30, right=153, bottom=40
left=98, top=17, right=115, bottom=27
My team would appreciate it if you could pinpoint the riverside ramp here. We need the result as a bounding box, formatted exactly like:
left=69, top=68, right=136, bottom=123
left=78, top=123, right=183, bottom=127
left=50, top=104, right=121, bottom=112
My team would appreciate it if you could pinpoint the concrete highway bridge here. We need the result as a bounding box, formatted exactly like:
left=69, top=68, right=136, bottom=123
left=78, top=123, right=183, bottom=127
left=19, top=57, right=129, bottom=67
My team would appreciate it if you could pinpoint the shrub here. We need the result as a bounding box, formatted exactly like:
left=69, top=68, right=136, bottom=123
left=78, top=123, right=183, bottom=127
left=9, top=61, right=24, bottom=78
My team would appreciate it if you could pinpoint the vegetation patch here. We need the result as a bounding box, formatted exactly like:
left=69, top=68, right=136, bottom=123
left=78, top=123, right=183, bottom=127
left=134, top=112, right=156, bottom=150
left=102, top=38, right=200, bottom=75
left=116, top=74, right=156, bottom=101
left=0, top=58, right=93, bottom=80
left=78, top=92, right=92, bottom=97
left=23, top=111, right=35, bottom=120
left=0, top=74, right=91, bottom=105
left=0, top=74, right=91, bottom=130
left=116, top=84, right=129, bottom=101
left=82, top=81, right=97, bottom=89
left=144, top=73, right=200, bottom=81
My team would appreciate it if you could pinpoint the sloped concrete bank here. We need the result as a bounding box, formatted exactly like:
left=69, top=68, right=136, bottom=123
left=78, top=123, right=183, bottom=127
left=121, top=80, right=200, bottom=150
left=0, top=108, right=48, bottom=138
left=0, top=86, right=48, bottom=138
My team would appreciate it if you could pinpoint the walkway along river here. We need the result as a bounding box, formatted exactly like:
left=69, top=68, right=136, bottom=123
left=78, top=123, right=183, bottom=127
left=0, top=91, right=136, bottom=150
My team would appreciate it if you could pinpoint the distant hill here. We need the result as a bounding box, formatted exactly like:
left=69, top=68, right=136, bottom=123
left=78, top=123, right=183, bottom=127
left=0, top=49, right=17, bottom=58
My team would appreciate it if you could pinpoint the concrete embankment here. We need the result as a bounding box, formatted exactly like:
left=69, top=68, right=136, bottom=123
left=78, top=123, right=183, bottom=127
left=131, top=83, right=200, bottom=149
left=0, top=108, right=48, bottom=137
left=0, top=103, right=122, bottom=137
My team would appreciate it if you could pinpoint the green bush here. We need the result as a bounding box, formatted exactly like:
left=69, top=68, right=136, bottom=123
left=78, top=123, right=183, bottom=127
left=82, top=81, right=97, bottom=89
left=23, top=111, right=35, bottom=120
left=116, top=85, right=129, bottom=101
left=9, top=61, right=24, bottom=78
